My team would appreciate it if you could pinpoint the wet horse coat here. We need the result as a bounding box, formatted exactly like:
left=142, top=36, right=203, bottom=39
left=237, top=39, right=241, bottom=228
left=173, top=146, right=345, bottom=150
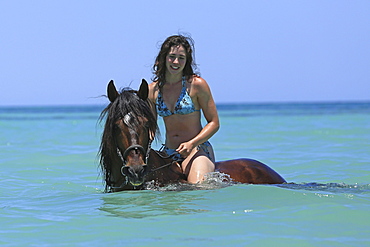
left=99, top=79, right=286, bottom=192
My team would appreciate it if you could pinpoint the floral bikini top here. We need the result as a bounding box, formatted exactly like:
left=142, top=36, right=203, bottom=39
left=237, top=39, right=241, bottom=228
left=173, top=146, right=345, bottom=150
left=156, top=76, right=200, bottom=117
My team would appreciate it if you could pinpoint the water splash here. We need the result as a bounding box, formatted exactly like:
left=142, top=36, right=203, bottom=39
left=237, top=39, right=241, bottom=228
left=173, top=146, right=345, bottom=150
left=144, top=172, right=234, bottom=191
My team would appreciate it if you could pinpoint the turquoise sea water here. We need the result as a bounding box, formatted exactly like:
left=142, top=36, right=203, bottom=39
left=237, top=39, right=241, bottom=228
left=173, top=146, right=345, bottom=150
left=1, top=102, right=369, bottom=246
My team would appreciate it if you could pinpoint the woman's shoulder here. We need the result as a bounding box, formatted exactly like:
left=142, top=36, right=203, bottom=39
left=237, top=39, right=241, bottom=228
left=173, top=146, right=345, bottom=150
left=148, top=80, right=159, bottom=89
left=148, top=80, right=160, bottom=102
left=189, top=75, right=211, bottom=92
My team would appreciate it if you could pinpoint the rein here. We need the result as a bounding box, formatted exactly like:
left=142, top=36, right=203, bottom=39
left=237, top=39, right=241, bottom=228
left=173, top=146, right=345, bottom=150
left=149, top=150, right=183, bottom=172
left=150, top=162, right=173, bottom=172
left=113, top=144, right=183, bottom=189
left=116, top=144, right=181, bottom=173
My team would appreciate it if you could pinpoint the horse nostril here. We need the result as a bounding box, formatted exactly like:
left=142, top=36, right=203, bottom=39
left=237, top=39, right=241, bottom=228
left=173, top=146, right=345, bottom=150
left=123, top=165, right=148, bottom=181
left=123, top=166, right=135, bottom=177
left=140, top=165, right=148, bottom=176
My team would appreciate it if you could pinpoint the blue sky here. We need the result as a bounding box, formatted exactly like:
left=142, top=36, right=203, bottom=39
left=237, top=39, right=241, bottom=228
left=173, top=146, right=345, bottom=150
left=1, top=0, right=369, bottom=106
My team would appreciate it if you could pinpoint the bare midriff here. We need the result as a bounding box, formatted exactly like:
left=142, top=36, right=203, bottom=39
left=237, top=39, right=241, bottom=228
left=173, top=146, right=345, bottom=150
left=162, top=111, right=202, bottom=149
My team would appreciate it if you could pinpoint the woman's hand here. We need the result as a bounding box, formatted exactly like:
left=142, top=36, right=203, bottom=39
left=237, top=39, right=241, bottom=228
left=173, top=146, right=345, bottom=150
left=176, top=141, right=196, bottom=158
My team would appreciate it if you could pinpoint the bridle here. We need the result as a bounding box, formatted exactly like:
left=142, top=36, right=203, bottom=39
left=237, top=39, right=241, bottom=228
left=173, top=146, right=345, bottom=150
left=113, top=140, right=187, bottom=189
left=116, top=141, right=152, bottom=171
left=110, top=141, right=151, bottom=190
left=110, top=114, right=183, bottom=190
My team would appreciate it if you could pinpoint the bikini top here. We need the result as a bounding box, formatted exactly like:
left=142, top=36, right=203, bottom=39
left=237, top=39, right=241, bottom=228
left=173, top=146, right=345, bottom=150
left=156, top=76, right=200, bottom=117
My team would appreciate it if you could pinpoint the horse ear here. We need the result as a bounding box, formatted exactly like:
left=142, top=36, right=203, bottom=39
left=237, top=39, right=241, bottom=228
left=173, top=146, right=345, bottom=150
left=137, top=79, right=149, bottom=101
left=107, top=80, right=119, bottom=103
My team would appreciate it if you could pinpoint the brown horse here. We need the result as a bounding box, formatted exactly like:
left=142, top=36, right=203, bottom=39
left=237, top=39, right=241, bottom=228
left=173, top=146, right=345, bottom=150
left=99, top=79, right=286, bottom=192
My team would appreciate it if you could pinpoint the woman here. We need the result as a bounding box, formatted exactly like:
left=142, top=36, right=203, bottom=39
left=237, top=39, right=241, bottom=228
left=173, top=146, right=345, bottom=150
left=148, top=35, right=220, bottom=184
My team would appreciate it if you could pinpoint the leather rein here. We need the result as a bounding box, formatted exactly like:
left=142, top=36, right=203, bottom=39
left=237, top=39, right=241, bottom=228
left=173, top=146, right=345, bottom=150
left=112, top=141, right=182, bottom=189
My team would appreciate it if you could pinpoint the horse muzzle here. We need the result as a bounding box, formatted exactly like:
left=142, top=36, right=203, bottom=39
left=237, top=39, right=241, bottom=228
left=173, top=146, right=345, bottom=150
left=121, top=164, right=149, bottom=186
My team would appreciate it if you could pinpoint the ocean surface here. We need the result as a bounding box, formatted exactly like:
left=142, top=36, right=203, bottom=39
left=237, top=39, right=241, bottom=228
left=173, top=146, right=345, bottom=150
left=1, top=102, right=369, bottom=246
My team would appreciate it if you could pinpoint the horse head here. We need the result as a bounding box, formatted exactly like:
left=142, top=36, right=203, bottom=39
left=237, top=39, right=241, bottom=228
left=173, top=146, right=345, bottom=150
left=99, top=79, right=158, bottom=192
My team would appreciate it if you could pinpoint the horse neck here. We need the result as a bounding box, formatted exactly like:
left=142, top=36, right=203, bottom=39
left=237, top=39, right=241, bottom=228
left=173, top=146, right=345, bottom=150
left=148, top=149, right=171, bottom=168
left=146, top=148, right=186, bottom=183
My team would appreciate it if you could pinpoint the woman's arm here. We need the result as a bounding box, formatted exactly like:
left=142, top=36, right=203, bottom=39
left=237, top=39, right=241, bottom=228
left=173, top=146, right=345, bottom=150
left=148, top=81, right=159, bottom=140
left=147, top=81, right=158, bottom=119
left=176, top=77, right=220, bottom=155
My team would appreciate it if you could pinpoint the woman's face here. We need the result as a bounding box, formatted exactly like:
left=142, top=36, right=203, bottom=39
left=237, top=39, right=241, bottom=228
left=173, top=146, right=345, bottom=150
left=165, top=45, right=187, bottom=76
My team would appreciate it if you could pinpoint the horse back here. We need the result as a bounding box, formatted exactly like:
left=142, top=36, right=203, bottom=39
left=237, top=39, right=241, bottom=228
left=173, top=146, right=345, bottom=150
left=215, top=158, right=286, bottom=184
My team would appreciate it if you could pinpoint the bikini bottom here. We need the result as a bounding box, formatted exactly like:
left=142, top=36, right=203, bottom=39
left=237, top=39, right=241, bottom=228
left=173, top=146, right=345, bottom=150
left=159, top=141, right=212, bottom=162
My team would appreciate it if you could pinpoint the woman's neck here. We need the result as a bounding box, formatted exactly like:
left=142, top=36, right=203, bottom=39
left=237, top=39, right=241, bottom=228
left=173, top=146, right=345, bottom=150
left=165, top=74, right=183, bottom=85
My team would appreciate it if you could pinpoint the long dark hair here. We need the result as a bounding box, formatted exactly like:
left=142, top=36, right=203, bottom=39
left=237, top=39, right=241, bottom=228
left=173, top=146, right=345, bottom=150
left=152, top=34, right=199, bottom=84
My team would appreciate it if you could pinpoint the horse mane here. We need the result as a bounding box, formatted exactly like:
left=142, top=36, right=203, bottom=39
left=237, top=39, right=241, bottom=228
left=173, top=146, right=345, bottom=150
left=98, top=87, right=159, bottom=191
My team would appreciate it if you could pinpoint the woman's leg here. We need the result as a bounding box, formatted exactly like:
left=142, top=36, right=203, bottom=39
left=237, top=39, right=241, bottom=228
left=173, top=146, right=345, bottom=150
left=181, top=145, right=215, bottom=184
